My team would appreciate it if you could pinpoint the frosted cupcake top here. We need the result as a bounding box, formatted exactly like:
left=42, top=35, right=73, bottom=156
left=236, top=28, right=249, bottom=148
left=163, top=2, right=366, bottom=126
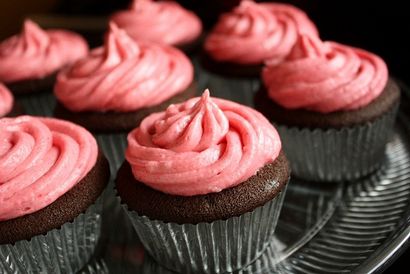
left=55, top=23, right=194, bottom=113
left=0, top=116, right=98, bottom=221
left=204, top=0, right=318, bottom=65
left=262, top=34, right=389, bottom=113
left=0, top=20, right=89, bottom=83
left=111, top=0, right=202, bottom=46
left=0, top=84, right=13, bottom=117
left=126, top=90, right=282, bottom=196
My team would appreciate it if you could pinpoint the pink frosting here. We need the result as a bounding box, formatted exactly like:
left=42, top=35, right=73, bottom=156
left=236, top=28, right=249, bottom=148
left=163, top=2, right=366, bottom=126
left=55, top=23, right=194, bottom=113
left=204, top=0, right=318, bottom=65
left=262, top=34, right=389, bottom=113
left=0, top=20, right=88, bottom=84
left=111, top=0, right=202, bottom=46
left=126, top=90, right=282, bottom=196
left=0, top=84, right=13, bottom=117
left=0, top=116, right=98, bottom=221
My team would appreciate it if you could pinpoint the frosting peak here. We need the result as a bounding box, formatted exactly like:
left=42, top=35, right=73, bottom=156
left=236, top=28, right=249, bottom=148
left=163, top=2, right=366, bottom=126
left=55, top=23, right=194, bottom=113
left=126, top=90, right=282, bottom=196
left=204, top=1, right=318, bottom=65
left=286, top=34, right=328, bottom=61
left=106, top=23, right=140, bottom=61
left=262, top=34, right=389, bottom=113
left=0, top=116, right=98, bottom=221
left=111, top=0, right=202, bottom=46
left=152, top=90, right=229, bottom=153
left=21, top=20, right=50, bottom=53
left=0, top=84, right=13, bottom=117
left=0, top=19, right=88, bottom=83
left=131, top=0, right=154, bottom=11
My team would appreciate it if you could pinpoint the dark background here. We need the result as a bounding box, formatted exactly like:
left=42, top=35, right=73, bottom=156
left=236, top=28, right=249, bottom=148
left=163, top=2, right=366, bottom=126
left=0, top=0, right=408, bottom=272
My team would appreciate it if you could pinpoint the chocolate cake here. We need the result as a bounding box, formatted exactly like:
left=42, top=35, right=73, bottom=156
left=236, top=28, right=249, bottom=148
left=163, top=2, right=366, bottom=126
left=0, top=152, right=110, bottom=244
left=255, top=79, right=401, bottom=129
left=116, top=151, right=289, bottom=224
left=54, top=82, right=197, bottom=132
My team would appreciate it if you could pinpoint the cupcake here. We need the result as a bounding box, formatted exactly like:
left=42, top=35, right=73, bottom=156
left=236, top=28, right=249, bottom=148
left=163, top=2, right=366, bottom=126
left=116, top=90, right=290, bottom=273
left=0, top=20, right=89, bottom=95
left=202, top=0, right=318, bottom=77
left=111, top=0, right=203, bottom=52
left=255, top=34, right=401, bottom=182
left=0, top=116, right=110, bottom=273
left=0, top=84, right=23, bottom=117
left=54, top=23, right=196, bottom=133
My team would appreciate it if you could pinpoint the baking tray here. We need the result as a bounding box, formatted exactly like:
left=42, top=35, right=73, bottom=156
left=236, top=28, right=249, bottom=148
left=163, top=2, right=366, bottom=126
left=16, top=58, right=410, bottom=274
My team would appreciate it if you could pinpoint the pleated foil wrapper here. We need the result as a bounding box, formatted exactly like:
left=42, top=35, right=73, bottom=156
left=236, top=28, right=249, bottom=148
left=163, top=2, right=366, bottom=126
left=17, top=92, right=56, bottom=117
left=124, top=185, right=288, bottom=274
left=96, top=133, right=128, bottom=178
left=277, top=104, right=399, bottom=182
left=96, top=133, right=137, bottom=243
left=0, top=196, right=104, bottom=274
left=96, top=133, right=128, bottom=216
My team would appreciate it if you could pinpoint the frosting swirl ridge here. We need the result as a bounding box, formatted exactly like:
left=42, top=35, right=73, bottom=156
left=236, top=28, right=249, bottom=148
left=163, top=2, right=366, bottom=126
left=204, top=0, right=318, bottom=64
left=126, top=90, right=282, bottom=196
left=0, top=20, right=88, bottom=83
left=262, top=34, right=389, bottom=113
left=0, top=84, right=13, bottom=117
left=0, top=116, right=98, bottom=221
left=55, top=23, right=194, bottom=112
left=111, top=0, right=202, bottom=46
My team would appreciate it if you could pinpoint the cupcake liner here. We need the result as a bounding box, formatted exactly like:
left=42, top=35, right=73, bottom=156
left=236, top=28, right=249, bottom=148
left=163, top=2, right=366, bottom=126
left=96, top=133, right=128, bottom=177
left=204, top=70, right=260, bottom=106
left=124, top=185, right=288, bottom=274
left=140, top=238, right=285, bottom=274
left=0, top=195, right=104, bottom=274
left=277, top=104, right=399, bottom=182
left=17, top=92, right=56, bottom=117
left=96, top=133, right=137, bottom=243
left=96, top=133, right=127, bottom=214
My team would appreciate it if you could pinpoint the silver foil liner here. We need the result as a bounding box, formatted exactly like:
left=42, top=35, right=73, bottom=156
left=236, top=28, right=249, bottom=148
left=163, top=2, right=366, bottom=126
left=0, top=196, right=104, bottom=274
left=277, top=104, right=399, bottom=182
left=96, top=133, right=127, bottom=211
left=18, top=92, right=56, bottom=117
left=96, top=133, right=128, bottom=178
left=124, top=185, right=288, bottom=274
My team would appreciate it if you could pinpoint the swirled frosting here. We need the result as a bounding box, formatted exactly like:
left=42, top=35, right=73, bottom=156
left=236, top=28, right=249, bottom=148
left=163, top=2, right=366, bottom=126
left=0, top=84, right=13, bottom=117
left=0, top=20, right=89, bottom=84
left=0, top=116, right=98, bottom=221
left=111, top=0, right=202, bottom=46
left=262, top=34, right=389, bottom=113
left=204, top=0, right=318, bottom=65
left=55, top=23, right=194, bottom=113
left=126, top=90, right=282, bottom=196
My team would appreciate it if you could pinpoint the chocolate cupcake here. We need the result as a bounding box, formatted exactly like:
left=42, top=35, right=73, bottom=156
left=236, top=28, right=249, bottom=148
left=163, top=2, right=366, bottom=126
left=0, top=20, right=89, bottom=95
left=0, top=116, right=110, bottom=273
left=255, top=34, right=401, bottom=182
left=54, top=23, right=196, bottom=133
left=111, top=0, right=203, bottom=53
left=202, top=0, right=318, bottom=77
left=0, top=84, right=23, bottom=117
left=116, top=90, right=290, bottom=273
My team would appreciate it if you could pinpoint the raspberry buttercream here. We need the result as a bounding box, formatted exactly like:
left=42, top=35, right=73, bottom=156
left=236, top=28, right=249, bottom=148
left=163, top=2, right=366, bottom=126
left=126, top=90, right=282, bottom=196
left=0, top=84, right=13, bottom=117
left=0, top=116, right=98, bottom=221
left=55, top=23, right=194, bottom=112
left=0, top=20, right=88, bottom=84
left=204, top=0, right=318, bottom=65
left=262, top=34, right=389, bottom=113
left=111, top=0, right=202, bottom=46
